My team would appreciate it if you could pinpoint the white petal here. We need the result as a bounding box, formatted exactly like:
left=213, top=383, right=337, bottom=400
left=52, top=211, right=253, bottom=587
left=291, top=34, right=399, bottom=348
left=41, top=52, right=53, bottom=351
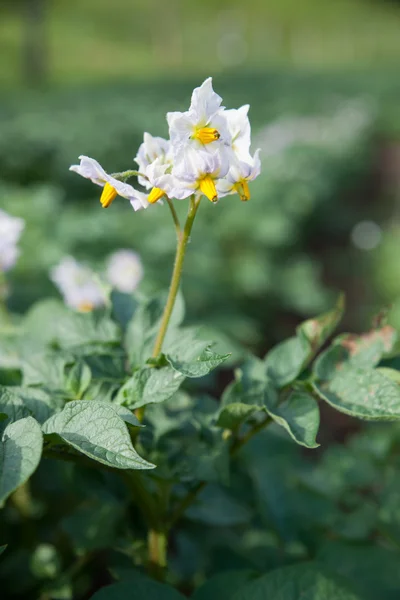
left=69, top=156, right=108, bottom=187
left=190, top=77, right=223, bottom=124
left=225, top=105, right=252, bottom=162
left=134, top=133, right=170, bottom=188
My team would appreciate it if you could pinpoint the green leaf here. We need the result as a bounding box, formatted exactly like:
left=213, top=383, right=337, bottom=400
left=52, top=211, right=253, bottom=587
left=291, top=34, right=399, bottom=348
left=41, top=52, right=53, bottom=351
left=266, top=391, right=320, bottom=448
left=90, top=576, right=185, bottom=600
left=297, top=293, right=345, bottom=354
left=193, top=570, right=256, bottom=600
left=64, top=361, right=92, bottom=399
left=186, top=484, right=252, bottom=525
left=166, top=343, right=230, bottom=378
left=42, top=401, right=154, bottom=470
left=232, top=563, right=362, bottom=600
left=22, top=352, right=69, bottom=391
left=125, top=291, right=184, bottom=368
left=314, top=368, right=400, bottom=420
left=376, top=367, right=400, bottom=385
left=0, top=386, right=30, bottom=425
left=62, top=499, right=123, bottom=554
left=314, top=326, right=397, bottom=381
left=264, top=336, right=310, bottom=387
left=11, top=386, right=62, bottom=424
left=114, top=406, right=143, bottom=428
left=0, top=544, right=7, bottom=555
left=23, top=300, right=120, bottom=351
left=115, top=367, right=185, bottom=409
left=0, top=416, right=43, bottom=507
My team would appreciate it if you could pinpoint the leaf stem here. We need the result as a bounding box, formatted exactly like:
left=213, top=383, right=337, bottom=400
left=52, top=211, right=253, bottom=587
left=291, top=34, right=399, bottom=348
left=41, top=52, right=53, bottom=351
left=151, top=195, right=200, bottom=359
left=147, top=529, right=167, bottom=581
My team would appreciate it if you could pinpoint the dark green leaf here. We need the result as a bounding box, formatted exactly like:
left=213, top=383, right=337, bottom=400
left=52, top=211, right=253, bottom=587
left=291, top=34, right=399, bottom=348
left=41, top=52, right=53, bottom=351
left=64, top=361, right=92, bottom=399
left=115, top=367, right=185, bottom=409
left=42, top=401, right=154, bottom=470
left=314, top=368, right=400, bottom=420
left=193, top=570, right=256, bottom=600
left=232, top=563, right=362, bottom=599
left=166, top=345, right=230, bottom=378
left=186, top=484, right=252, bottom=526
left=264, top=336, right=310, bottom=387
left=0, top=386, right=30, bottom=425
left=314, top=326, right=397, bottom=381
left=0, top=416, right=43, bottom=507
left=266, top=391, right=320, bottom=448
left=297, top=293, right=345, bottom=354
left=90, top=575, right=185, bottom=600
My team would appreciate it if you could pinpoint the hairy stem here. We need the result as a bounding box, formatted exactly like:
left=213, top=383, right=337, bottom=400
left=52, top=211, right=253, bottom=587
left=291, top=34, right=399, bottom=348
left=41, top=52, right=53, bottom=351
left=166, top=198, right=182, bottom=239
left=152, top=195, right=200, bottom=359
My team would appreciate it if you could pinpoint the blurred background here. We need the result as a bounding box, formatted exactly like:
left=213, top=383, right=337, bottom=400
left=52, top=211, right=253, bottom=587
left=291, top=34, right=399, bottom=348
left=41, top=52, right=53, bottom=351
left=1, top=0, right=400, bottom=350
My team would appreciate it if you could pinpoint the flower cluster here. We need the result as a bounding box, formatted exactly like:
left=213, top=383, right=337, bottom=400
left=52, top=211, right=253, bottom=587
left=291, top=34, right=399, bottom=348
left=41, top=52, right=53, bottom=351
left=50, top=250, right=143, bottom=311
left=0, top=209, right=25, bottom=273
left=70, top=78, right=261, bottom=210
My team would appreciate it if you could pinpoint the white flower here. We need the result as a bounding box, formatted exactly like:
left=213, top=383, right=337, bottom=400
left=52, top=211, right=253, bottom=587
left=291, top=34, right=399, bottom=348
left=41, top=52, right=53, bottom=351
left=217, top=149, right=261, bottom=201
left=106, top=250, right=144, bottom=294
left=50, top=256, right=106, bottom=312
left=224, top=104, right=252, bottom=162
left=134, top=133, right=171, bottom=190
left=70, top=156, right=149, bottom=212
left=0, top=209, right=25, bottom=272
left=167, top=78, right=231, bottom=155
left=172, top=146, right=230, bottom=202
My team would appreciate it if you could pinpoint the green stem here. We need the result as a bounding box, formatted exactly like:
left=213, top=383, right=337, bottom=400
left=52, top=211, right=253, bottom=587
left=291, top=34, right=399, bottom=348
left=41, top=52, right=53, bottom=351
left=152, top=195, right=200, bottom=359
left=166, top=198, right=181, bottom=239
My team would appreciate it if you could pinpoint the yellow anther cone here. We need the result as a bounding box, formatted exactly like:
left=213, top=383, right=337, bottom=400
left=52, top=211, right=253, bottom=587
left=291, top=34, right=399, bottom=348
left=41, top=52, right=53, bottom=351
left=194, top=127, right=220, bottom=145
left=100, top=183, right=118, bottom=208
left=148, top=187, right=166, bottom=204
left=199, top=175, right=218, bottom=202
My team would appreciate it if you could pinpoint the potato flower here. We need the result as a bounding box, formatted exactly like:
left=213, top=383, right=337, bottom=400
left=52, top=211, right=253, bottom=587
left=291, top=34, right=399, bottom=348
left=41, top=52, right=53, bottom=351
left=106, top=250, right=143, bottom=294
left=217, top=149, right=261, bottom=202
left=70, top=156, right=149, bottom=211
left=69, top=77, right=261, bottom=207
left=172, top=146, right=230, bottom=203
left=50, top=256, right=107, bottom=312
left=167, top=77, right=231, bottom=154
left=134, top=133, right=171, bottom=189
left=0, top=209, right=25, bottom=272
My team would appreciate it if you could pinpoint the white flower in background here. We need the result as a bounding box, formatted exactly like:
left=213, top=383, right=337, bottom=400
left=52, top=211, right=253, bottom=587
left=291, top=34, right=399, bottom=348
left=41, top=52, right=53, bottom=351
left=224, top=104, right=252, bottom=162
left=50, top=256, right=106, bottom=312
left=167, top=78, right=231, bottom=155
left=0, top=209, right=25, bottom=272
left=70, top=156, right=149, bottom=212
left=217, top=149, right=261, bottom=202
left=172, top=146, right=230, bottom=203
left=106, top=250, right=144, bottom=293
left=134, top=133, right=171, bottom=189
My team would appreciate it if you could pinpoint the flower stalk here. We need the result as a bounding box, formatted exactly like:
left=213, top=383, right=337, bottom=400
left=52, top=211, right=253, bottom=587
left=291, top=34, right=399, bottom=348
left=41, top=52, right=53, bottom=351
left=151, top=195, right=201, bottom=359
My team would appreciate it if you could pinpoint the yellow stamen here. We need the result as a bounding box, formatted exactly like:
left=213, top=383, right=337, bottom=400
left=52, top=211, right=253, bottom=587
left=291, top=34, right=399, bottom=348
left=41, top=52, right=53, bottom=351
left=100, top=183, right=118, bottom=208
left=199, top=175, right=218, bottom=202
left=234, top=180, right=251, bottom=201
left=148, top=187, right=166, bottom=204
left=78, top=302, right=94, bottom=313
left=194, top=127, right=220, bottom=145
